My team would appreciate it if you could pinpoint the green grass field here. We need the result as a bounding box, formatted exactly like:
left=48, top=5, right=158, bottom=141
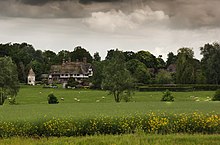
left=0, top=85, right=219, bottom=122
left=0, top=85, right=220, bottom=143
left=1, top=134, right=220, bottom=145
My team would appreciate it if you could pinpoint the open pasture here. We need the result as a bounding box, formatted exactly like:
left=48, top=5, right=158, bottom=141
left=0, top=85, right=219, bottom=122
left=0, top=85, right=219, bottom=138
left=1, top=134, right=220, bottom=145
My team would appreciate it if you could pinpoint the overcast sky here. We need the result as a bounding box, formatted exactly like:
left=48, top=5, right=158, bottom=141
left=0, top=0, right=220, bottom=60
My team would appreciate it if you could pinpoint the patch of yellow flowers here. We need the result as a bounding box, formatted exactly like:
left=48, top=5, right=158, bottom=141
left=0, top=112, right=219, bottom=137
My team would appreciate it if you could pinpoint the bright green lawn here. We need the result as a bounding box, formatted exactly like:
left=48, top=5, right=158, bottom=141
left=9, top=85, right=217, bottom=104
left=1, top=134, right=220, bottom=145
left=0, top=85, right=219, bottom=122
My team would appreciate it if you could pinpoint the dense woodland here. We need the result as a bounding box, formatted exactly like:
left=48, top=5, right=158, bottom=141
left=0, top=42, right=220, bottom=88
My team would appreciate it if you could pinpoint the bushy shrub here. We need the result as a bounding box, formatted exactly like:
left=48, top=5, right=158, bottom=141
left=138, top=84, right=220, bottom=92
left=0, top=112, right=219, bottom=137
left=66, top=78, right=79, bottom=88
left=161, top=90, right=174, bottom=102
left=212, top=89, right=220, bottom=101
left=48, top=93, right=59, bottom=104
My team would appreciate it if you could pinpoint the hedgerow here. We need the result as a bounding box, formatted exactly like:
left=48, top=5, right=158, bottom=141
left=138, top=84, right=220, bottom=92
left=0, top=112, right=219, bottom=138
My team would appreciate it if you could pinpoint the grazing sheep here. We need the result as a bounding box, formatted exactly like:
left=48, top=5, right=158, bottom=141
left=61, top=98, right=64, bottom=101
left=102, top=96, right=105, bottom=99
left=96, top=100, right=100, bottom=103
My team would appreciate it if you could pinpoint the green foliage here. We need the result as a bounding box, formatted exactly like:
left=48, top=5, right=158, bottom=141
left=91, top=61, right=104, bottom=89
left=156, top=55, right=166, bottom=69
left=126, top=59, right=151, bottom=84
left=66, top=78, right=79, bottom=88
left=47, top=93, right=59, bottom=104
left=0, top=93, right=6, bottom=105
left=1, top=134, right=220, bottom=145
left=0, top=57, right=19, bottom=105
left=135, top=50, right=158, bottom=68
left=123, top=51, right=136, bottom=61
left=161, top=90, right=174, bottom=101
left=0, top=112, right=219, bottom=137
left=176, top=48, right=196, bottom=84
left=93, top=52, right=101, bottom=61
left=102, top=50, right=134, bottom=102
left=195, top=70, right=207, bottom=84
left=212, top=89, right=220, bottom=101
left=139, top=86, right=192, bottom=92
left=8, top=96, right=17, bottom=105
left=139, top=84, right=220, bottom=92
left=56, top=50, right=71, bottom=63
left=201, top=43, right=220, bottom=84
left=166, top=52, right=177, bottom=67
left=71, top=46, right=93, bottom=63
left=155, top=70, right=173, bottom=84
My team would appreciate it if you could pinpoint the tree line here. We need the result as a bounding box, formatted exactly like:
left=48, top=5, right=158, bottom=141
left=0, top=42, right=220, bottom=87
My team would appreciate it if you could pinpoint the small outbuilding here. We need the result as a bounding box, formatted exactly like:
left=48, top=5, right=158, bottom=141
left=27, top=68, right=35, bottom=85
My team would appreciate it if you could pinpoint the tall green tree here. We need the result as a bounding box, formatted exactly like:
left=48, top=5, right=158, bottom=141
left=102, top=50, right=134, bottom=102
left=105, top=49, right=126, bottom=61
left=57, top=50, right=71, bottom=63
left=155, top=70, right=173, bottom=84
left=0, top=57, right=19, bottom=105
left=42, top=50, right=58, bottom=73
left=91, top=61, right=105, bottom=89
left=176, top=48, right=195, bottom=84
left=124, top=51, right=136, bottom=61
left=126, top=59, right=151, bottom=84
left=135, top=50, right=158, bottom=69
left=93, top=52, right=101, bottom=62
left=166, top=52, right=177, bottom=67
left=200, top=43, right=220, bottom=84
left=156, top=55, right=166, bottom=69
left=71, top=46, right=92, bottom=63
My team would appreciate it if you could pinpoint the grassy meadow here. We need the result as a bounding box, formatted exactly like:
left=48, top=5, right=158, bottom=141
left=0, top=85, right=219, bottom=144
left=1, top=134, right=220, bottom=145
left=0, top=85, right=219, bottom=122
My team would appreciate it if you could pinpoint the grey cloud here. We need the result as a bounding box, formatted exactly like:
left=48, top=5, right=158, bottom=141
left=0, top=0, right=220, bottom=29
left=17, top=0, right=120, bottom=5
left=147, top=0, right=220, bottom=29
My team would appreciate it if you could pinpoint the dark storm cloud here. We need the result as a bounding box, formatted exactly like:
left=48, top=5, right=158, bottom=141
left=79, top=0, right=120, bottom=4
left=0, top=0, right=220, bottom=29
left=18, top=0, right=119, bottom=5
left=19, top=0, right=66, bottom=5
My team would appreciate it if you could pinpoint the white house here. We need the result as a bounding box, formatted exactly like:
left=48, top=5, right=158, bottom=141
left=27, top=68, right=35, bottom=85
left=48, top=57, right=93, bottom=84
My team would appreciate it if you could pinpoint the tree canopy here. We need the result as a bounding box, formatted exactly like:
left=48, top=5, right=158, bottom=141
left=102, top=50, right=134, bottom=102
left=0, top=57, right=19, bottom=105
left=201, top=43, right=220, bottom=84
left=176, top=48, right=195, bottom=84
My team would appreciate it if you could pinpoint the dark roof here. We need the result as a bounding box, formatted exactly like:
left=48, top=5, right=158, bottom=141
left=50, top=61, right=92, bottom=74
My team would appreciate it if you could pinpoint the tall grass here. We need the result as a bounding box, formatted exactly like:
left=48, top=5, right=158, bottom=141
left=1, top=134, right=220, bottom=145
